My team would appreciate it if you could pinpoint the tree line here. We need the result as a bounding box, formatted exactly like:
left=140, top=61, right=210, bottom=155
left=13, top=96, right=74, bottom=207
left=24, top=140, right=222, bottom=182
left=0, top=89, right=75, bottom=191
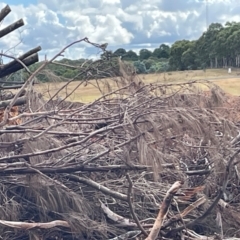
left=10, top=21, right=240, bottom=82
left=107, top=21, right=240, bottom=72
left=169, top=21, right=240, bottom=70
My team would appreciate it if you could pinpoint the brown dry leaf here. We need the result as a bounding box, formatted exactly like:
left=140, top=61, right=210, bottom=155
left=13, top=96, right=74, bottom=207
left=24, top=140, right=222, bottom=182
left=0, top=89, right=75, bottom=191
left=0, top=106, right=22, bottom=125
left=178, top=185, right=205, bottom=201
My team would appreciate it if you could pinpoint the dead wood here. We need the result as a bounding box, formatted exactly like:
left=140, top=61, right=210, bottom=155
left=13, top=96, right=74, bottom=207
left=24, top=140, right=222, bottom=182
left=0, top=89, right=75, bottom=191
left=0, top=219, right=70, bottom=229
left=1, top=46, right=41, bottom=72
left=0, top=18, right=24, bottom=38
left=108, top=231, right=141, bottom=240
left=126, top=173, right=148, bottom=236
left=0, top=5, right=11, bottom=22
left=145, top=181, right=183, bottom=240
left=0, top=96, right=26, bottom=108
left=1, top=37, right=240, bottom=240
left=0, top=53, right=39, bottom=78
left=0, top=164, right=148, bottom=175
left=100, top=200, right=138, bottom=227
left=67, top=174, right=128, bottom=202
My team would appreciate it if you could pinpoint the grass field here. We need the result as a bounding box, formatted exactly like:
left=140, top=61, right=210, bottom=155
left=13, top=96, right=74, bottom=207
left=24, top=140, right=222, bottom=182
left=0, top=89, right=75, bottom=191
left=36, top=68, right=240, bottom=102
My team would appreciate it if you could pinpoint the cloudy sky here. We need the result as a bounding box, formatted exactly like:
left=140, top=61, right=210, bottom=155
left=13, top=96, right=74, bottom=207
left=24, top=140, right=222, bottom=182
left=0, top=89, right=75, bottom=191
left=0, top=0, right=239, bottom=61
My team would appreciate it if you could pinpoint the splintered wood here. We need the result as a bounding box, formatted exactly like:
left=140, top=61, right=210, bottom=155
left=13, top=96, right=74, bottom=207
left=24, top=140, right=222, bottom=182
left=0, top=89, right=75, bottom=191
left=0, top=106, right=21, bottom=125
left=145, top=181, right=183, bottom=240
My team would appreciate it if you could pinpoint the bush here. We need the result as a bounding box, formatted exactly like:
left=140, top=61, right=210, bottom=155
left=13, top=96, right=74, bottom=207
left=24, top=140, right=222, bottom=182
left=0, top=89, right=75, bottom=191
left=145, top=61, right=169, bottom=73
left=133, top=61, right=147, bottom=74
left=143, top=59, right=155, bottom=70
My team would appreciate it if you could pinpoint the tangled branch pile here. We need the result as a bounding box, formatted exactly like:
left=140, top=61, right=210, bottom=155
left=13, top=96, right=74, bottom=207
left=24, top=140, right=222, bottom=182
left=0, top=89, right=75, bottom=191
left=1, top=6, right=240, bottom=239
left=0, top=53, right=240, bottom=240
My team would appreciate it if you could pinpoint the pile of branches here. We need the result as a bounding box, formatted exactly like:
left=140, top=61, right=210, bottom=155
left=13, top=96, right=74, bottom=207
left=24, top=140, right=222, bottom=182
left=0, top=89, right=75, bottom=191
left=1, top=35, right=240, bottom=240
left=0, top=60, right=240, bottom=240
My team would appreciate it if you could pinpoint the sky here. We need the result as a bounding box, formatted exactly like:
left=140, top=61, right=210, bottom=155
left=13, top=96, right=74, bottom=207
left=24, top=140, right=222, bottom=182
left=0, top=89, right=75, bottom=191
left=0, top=0, right=239, bottom=61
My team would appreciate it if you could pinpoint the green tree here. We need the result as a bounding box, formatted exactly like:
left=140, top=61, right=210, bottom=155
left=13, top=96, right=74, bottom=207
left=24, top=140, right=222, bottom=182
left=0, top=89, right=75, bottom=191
left=152, top=44, right=170, bottom=59
left=143, top=59, right=155, bottom=70
left=181, top=41, right=197, bottom=70
left=133, top=61, right=147, bottom=74
left=113, top=48, right=127, bottom=57
left=139, top=49, right=152, bottom=60
left=169, top=40, right=191, bottom=70
left=123, top=50, right=138, bottom=61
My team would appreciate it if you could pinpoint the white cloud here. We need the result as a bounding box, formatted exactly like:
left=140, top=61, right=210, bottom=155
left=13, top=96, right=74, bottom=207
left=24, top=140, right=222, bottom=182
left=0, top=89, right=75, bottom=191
left=102, top=0, right=120, bottom=4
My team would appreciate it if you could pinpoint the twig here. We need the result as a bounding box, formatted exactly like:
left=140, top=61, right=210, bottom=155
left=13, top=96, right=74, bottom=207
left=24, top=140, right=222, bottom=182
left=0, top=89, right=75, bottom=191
left=0, top=219, right=70, bottom=229
left=165, top=149, right=240, bottom=238
left=108, top=231, right=141, bottom=240
left=0, top=164, right=149, bottom=175
left=67, top=174, right=128, bottom=202
left=100, top=200, right=137, bottom=227
left=126, top=173, right=148, bottom=236
left=162, top=196, right=206, bottom=230
left=0, top=38, right=97, bottom=127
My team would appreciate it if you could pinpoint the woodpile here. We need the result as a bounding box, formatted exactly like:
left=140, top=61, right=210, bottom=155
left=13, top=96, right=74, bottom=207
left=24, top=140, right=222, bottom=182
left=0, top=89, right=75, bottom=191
left=0, top=4, right=240, bottom=240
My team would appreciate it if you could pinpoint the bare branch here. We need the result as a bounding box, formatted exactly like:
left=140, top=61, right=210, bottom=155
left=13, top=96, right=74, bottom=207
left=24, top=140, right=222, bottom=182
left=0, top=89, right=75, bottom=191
left=67, top=175, right=128, bottom=202
left=126, top=173, right=148, bottom=236
left=0, top=220, right=70, bottom=229
left=145, top=181, right=183, bottom=240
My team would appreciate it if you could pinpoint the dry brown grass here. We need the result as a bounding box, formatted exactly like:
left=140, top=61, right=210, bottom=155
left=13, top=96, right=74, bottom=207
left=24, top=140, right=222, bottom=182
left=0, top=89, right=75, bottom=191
left=36, top=68, right=240, bottom=103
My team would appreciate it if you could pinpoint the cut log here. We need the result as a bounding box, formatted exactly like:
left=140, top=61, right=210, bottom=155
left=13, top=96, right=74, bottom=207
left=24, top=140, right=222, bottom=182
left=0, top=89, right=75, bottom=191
left=0, top=96, right=26, bottom=109
left=0, top=85, right=24, bottom=90
left=0, top=81, right=25, bottom=84
left=0, top=84, right=22, bottom=90
left=0, top=19, right=24, bottom=38
left=0, top=5, right=11, bottom=22
left=0, top=53, right=39, bottom=78
left=2, top=46, right=41, bottom=71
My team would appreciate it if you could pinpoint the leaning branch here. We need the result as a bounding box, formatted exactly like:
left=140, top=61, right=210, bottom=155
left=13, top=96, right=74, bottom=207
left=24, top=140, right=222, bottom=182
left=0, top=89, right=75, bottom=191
left=126, top=174, right=148, bottom=236
left=0, top=5, right=11, bottom=22
left=1, top=46, right=41, bottom=72
left=0, top=19, right=24, bottom=38
left=145, top=181, right=183, bottom=240
left=0, top=53, right=38, bottom=78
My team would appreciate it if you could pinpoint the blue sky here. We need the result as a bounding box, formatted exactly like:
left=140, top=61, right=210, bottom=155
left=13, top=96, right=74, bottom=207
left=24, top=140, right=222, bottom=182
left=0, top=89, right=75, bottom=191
left=4, top=0, right=37, bottom=7
left=0, top=0, right=239, bottom=61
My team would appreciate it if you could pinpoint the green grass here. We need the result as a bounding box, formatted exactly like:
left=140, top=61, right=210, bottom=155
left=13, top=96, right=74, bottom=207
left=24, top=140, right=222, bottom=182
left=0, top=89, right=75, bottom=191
left=36, top=69, right=240, bottom=102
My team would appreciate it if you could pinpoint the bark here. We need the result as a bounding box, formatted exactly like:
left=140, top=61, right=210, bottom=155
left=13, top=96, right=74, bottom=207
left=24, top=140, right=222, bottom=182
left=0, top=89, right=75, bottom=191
left=2, top=46, right=41, bottom=72
left=0, top=85, right=24, bottom=90
left=0, top=5, right=11, bottom=22
left=0, top=53, right=39, bottom=78
left=0, top=96, right=26, bottom=109
left=67, top=174, right=128, bottom=202
left=100, top=200, right=137, bottom=227
left=0, top=164, right=148, bottom=176
left=0, top=19, right=24, bottom=38
left=145, top=181, right=183, bottom=240
left=0, top=220, right=70, bottom=229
